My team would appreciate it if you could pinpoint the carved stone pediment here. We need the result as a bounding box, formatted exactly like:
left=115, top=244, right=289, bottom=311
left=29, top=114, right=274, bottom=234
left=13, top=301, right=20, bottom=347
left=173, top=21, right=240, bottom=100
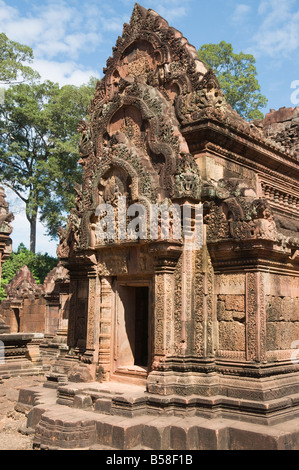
left=58, top=5, right=211, bottom=255
left=204, top=179, right=277, bottom=242
left=5, top=265, right=44, bottom=300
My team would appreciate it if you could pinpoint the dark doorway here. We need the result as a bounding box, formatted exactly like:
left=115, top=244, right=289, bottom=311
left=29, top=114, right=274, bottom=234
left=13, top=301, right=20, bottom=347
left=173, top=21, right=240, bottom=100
left=134, top=287, right=149, bottom=367
left=13, top=308, right=20, bottom=332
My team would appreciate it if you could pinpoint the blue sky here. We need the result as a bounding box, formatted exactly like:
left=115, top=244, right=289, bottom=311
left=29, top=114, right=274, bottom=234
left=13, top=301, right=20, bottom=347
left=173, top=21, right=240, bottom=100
left=1, top=0, right=299, bottom=256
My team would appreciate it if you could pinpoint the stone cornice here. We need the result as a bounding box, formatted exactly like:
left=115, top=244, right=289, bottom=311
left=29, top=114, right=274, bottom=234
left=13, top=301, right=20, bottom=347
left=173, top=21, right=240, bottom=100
left=182, top=120, right=299, bottom=182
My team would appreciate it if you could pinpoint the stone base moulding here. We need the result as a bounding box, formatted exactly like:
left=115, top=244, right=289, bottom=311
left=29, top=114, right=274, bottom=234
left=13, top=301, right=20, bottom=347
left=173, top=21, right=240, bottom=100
left=0, top=332, right=47, bottom=379
left=16, top=379, right=299, bottom=450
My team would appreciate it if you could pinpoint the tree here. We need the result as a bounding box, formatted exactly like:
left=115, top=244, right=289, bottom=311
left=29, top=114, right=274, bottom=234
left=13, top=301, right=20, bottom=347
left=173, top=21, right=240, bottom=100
left=0, top=77, right=97, bottom=252
left=0, top=33, right=39, bottom=84
left=0, top=243, right=58, bottom=300
left=198, top=41, right=268, bottom=120
left=39, top=77, right=98, bottom=239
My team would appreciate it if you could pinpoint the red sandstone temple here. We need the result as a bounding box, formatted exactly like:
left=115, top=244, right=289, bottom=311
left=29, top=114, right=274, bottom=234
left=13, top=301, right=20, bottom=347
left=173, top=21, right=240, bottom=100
left=16, top=4, right=299, bottom=450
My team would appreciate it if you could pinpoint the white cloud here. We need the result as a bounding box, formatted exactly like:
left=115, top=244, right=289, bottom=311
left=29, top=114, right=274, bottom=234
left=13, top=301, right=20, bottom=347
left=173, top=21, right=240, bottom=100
left=0, top=0, right=103, bottom=86
left=0, top=0, right=102, bottom=61
left=153, top=6, right=187, bottom=23
left=232, top=4, right=251, bottom=23
left=149, top=0, right=189, bottom=22
left=251, top=0, right=299, bottom=57
left=120, top=0, right=190, bottom=23
left=102, top=18, right=127, bottom=33
left=32, top=59, right=99, bottom=86
left=0, top=0, right=17, bottom=23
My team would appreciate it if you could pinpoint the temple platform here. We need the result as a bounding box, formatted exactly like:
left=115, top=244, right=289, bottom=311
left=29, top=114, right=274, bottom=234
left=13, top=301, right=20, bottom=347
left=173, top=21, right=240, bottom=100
left=0, top=333, right=48, bottom=380
left=16, top=380, right=299, bottom=450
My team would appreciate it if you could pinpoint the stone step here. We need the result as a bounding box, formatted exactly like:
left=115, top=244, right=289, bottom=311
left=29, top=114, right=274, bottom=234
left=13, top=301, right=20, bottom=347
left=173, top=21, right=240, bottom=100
left=16, top=381, right=299, bottom=450
left=30, top=402, right=299, bottom=450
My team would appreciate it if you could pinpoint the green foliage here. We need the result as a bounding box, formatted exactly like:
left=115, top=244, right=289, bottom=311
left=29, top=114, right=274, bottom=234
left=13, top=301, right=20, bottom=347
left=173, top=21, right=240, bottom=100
left=0, top=33, right=39, bottom=84
left=0, top=243, right=58, bottom=300
left=39, top=76, right=98, bottom=238
left=198, top=41, right=268, bottom=120
left=0, top=76, right=97, bottom=248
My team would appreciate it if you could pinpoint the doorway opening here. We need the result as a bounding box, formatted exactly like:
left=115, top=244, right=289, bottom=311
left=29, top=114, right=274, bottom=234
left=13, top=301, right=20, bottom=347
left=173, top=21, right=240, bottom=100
left=133, top=286, right=149, bottom=367
left=114, top=283, right=150, bottom=380
left=13, top=308, right=20, bottom=332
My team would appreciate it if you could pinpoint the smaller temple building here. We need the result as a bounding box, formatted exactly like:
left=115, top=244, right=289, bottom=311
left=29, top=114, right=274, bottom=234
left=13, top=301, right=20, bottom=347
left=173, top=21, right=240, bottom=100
left=0, top=264, right=70, bottom=336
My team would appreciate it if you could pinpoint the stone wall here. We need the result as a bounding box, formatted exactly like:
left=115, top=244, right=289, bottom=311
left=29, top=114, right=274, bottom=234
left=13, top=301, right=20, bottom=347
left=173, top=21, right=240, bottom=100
left=0, top=263, right=70, bottom=336
left=266, top=295, right=299, bottom=350
left=262, top=106, right=299, bottom=158
left=264, top=272, right=299, bottom=354
left=217, top=294, right=246, bottom=351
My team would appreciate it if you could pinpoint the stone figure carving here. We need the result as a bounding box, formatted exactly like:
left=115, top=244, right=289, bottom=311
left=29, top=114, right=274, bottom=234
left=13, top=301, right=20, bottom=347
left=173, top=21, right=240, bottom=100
left=174, top=153, right=201, bottom=200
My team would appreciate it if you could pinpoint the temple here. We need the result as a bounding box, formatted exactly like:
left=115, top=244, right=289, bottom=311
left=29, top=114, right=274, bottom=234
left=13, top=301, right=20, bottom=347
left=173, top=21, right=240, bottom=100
left=17, top=4, right=299, bottom=450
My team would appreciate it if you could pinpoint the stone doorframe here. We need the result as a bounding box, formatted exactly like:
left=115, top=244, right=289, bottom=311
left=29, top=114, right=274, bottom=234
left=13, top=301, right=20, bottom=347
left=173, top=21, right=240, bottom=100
left=111, top=278, right=153, bottom=384
left=98, top=275, right=154, bottom=384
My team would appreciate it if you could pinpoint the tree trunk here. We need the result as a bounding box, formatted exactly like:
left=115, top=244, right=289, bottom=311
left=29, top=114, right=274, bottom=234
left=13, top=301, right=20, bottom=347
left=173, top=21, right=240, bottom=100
left=29, top=214, right=37, bottom=254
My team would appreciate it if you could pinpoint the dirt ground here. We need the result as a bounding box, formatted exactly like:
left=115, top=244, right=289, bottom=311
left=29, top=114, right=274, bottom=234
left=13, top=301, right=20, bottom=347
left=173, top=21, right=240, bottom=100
left=0, top=375, right=46, bottom=451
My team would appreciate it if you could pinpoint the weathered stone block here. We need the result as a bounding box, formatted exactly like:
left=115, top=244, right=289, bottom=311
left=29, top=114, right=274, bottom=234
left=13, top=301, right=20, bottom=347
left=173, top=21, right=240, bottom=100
left=228, top=424, right=291, bottom=450
left=219, top=321, right=245, bottom=351
left=280, top=322, right=299, bottom=350
left=266, top=296, right=283, bottom=322
left=73, top=394, right=93, bottom=409
left=267, top=322, right=280, bottom=350
left=225, top=295, right=245, bottom=312
left=94, top=398, right=112, bottom=414
left=267, top=322, right=299, bottom=350
left=197, top=422, right=229, bottom=450
left=170, top=425, right=188, bottom=450
left=217, top=301, right=230, bottom=321
left=112, top=421, right=144, bottom=450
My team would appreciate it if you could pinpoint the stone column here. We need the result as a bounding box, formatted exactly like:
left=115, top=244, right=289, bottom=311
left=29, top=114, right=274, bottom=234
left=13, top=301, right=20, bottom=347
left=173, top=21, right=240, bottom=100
left=81, top=266, right=101, bottom=369
left=67, top=275, right=79, bottom=351
left=98, top=277, right=114, bottom=381
left=245, top=271, right=266, bottom=362
left=148, top=241, right=182, bottom=373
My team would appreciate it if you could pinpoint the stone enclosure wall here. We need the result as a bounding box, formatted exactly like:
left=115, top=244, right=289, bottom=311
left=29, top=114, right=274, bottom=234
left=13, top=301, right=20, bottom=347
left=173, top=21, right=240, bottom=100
left=262, top=106, right=299, bottom=158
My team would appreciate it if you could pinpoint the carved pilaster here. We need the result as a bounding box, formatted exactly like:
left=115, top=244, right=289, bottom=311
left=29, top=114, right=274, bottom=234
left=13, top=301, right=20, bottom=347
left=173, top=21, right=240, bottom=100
left=67, top=277, right=78, bottom=351
left=81, top=267, right=100, bottom=364
left=246, top=272, right=266, bottom=362
left=98, top=277, right=114, bottom=380
left=149, top=241, right=182, bottom=365
left=179, top=247, right=194, bottom=356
